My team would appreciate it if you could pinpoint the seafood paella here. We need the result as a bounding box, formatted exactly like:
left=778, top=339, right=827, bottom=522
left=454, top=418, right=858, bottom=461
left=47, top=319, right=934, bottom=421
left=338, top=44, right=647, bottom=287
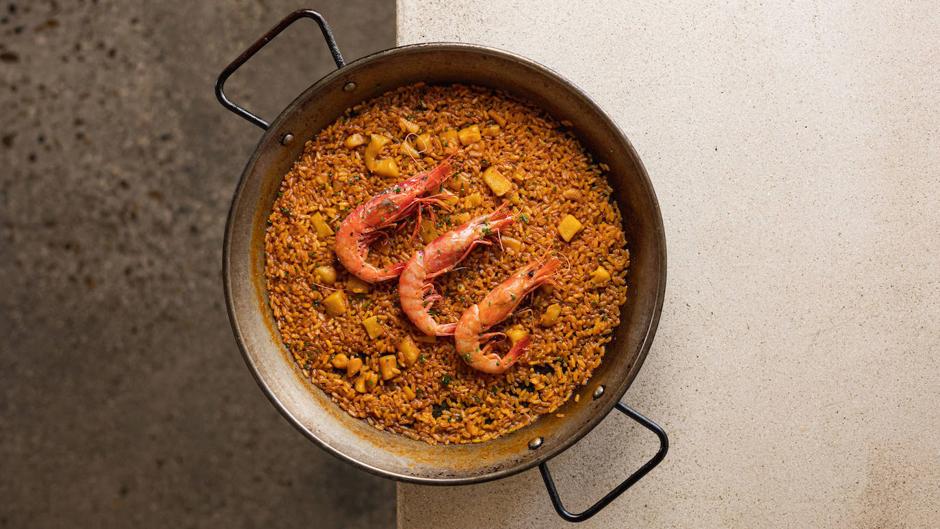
left=264, top=83, right=630, bottom=444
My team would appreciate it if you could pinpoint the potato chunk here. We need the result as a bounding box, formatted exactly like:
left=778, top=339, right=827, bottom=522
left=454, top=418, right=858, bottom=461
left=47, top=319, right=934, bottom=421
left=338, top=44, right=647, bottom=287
left=400, top=139, right=420, bottom=158
left=397, top=336, right=421, bottom=366
left=323, top=290, right=347, bottom=316
left=315, top=265, right=337, bottom=285
left=331, top=353, right=349, bottom=369
left=364, top=134, right=390, bottom=171
left=362, top=316, right=384, bottom=339
left=458, top=125, right=481, bottom=146
left=344, top=133, right=367, bottom=148
left=379, top=355, right=402, bottom=380
left=311, top=213, right=333, bottom=238
left=540, top=303, right=561, bottom=326
left=365, top=134, right=399, bottom=177
left=415, top=133, right=433, bottom=151
left=482, top=166, right=512, bottom=197
left=501, top=236, right=523, bottom=252
left=506, top=326, right=529, bottom=345
left=347, top=277, right=370, bottom=294
left=371, top=158, right=399, bottom=178
left=398, top=117, right=420, bottom=134
left=590, top=265, right=611, bottom=285
left=557, top=214, right=583, bottom=242
left=354, top=374, right=367, bottom=393
left=346, top=357, right=363, bottom=377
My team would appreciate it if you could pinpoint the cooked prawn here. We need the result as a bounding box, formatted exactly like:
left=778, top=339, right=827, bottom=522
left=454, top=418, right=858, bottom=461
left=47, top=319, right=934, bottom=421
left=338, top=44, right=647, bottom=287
left=335, top=161, right=452, bottom=283
left=455, top=259, right=560, bottom=374
left=399, top=208, right=515, bottom=336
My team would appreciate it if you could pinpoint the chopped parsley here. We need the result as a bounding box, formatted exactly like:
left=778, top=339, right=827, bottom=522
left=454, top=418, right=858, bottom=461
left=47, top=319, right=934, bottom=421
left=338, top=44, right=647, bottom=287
left=441, top=375, right=452, bottom=387
left=518, top=213, right=530, bottom=224
left=533, top=364, right=553, bottom=375
left=431, top=401, right=449, bottom=418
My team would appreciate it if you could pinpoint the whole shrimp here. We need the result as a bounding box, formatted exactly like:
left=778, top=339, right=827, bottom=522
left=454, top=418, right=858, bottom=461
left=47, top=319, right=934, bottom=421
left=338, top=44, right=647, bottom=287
left=335, top=161, right=452, bottom=283
left=455, top=259, right=560, bottom=374
left=399, top=208, right=515, bottom=336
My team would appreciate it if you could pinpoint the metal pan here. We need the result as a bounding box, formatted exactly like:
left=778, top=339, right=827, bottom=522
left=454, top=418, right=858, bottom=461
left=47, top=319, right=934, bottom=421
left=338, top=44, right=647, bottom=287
left=216, top=10, right=668, bottom=522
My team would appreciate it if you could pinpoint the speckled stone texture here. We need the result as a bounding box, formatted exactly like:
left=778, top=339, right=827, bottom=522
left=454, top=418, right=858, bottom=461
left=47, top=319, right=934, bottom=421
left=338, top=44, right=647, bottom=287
left=0, top=1, right=394, bottom=528
left=397, top=1, right=940, bottom=527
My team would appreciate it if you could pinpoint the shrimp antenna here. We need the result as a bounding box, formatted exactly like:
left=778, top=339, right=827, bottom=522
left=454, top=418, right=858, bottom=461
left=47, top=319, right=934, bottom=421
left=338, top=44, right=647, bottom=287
left=308, top=280, right=338, bottom=292
left=553, top=251, right=573, bottom=275
left=402, top=132, right=423, bottom=165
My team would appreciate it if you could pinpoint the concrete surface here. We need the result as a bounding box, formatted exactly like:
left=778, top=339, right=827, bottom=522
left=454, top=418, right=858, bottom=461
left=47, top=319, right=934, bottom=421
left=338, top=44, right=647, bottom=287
left=397, top=0, right=940, bottom=527
left=0, top=1, right=395, bottom=528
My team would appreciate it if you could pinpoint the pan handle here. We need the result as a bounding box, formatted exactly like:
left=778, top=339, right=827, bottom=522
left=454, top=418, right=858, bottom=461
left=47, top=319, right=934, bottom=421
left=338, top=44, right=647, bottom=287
left=539, top=402, right=668, bottom=523
left=215, top=9, right=345, bottom=130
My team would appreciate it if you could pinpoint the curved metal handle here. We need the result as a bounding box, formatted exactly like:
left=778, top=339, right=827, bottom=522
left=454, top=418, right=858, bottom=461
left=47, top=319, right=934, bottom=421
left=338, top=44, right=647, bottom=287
left=215, top=9, right=345, bottom=130
left=539, top=402, right=668, bottom=523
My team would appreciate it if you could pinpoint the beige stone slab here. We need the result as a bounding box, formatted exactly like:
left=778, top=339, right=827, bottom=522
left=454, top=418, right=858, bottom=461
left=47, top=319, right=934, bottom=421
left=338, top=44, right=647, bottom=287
left=396, top=1, right=940, bottom=527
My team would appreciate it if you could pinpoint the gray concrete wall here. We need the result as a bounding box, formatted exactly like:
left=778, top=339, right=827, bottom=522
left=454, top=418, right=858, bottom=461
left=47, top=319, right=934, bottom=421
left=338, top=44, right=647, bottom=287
left=0, top=1, right=396, bottom=527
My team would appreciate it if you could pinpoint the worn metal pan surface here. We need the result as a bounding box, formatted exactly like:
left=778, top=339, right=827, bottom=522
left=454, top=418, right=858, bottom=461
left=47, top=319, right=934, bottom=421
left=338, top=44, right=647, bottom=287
left=217, top=9, right=667, bottom=522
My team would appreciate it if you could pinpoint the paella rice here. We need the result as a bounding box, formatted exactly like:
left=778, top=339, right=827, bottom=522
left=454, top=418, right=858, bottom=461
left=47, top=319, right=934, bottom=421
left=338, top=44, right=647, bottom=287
left=264, top=83, right=629, bottom=444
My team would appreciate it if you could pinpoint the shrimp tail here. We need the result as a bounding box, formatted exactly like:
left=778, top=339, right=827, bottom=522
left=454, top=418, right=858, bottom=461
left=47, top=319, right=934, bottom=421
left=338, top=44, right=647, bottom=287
left=534, top=258, right=562, bottom=283
left=388, top=261, right=406, bottom=276
left=484, top=205, right=515, bottom=233
left=502, top=335, right=531, bottom=367
left=423, top=159, right=454, bottom=189
left=450, top=238, right=492, bottom=269
left=415, top=194, right=454, bottom=211
left=368, top=261, right=406, bottom=282
left=436, top=322, right=457, bottom=336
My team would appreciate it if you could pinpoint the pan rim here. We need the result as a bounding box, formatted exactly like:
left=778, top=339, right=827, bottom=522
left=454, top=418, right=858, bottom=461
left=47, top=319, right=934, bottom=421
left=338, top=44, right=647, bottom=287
left=222, top=41, right=667, bottom=485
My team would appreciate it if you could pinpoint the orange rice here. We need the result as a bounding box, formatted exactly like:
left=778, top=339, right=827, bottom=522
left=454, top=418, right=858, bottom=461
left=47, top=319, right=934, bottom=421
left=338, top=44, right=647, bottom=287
left=264, top=83, right=629, bottom=444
